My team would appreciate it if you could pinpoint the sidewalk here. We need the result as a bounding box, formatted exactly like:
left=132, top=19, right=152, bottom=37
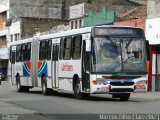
left=131, top=92, right=160, bottom=100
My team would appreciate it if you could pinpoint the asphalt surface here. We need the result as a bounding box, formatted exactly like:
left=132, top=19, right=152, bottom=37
left=0, top=81, right=160, bottom=120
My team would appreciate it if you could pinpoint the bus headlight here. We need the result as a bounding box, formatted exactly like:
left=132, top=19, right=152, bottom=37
left=96, top=80, right=109, bottom=85
left=136, top=80, right=147, bottom=85
left=135, top=80, right=147, bottom=89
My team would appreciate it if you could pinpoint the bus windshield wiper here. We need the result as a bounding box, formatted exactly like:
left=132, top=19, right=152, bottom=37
left=105, top=36, right=118, bottom=48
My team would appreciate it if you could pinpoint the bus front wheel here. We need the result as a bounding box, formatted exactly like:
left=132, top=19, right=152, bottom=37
left=74, top=81, right=81, bottom=99
left=119, top=93, right=130, bottom=101
left=74, top=80, right=89, bottom=99
left=112, top=93, right=130, bottom=101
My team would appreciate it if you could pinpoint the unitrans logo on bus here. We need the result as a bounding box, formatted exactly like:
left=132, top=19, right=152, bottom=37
left=61, top=63, right=73, bottom=71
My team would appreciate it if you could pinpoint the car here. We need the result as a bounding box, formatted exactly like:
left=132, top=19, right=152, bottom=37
left=0, top=72, right=5, bottom=85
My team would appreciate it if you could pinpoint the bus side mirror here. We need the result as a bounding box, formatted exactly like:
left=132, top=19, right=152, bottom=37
left=86, top=40, right=91, bottom=52
left=146, top=40, right=150, bottom=60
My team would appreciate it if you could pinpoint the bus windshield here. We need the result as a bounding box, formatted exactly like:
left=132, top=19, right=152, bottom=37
left=92, top=37, right=146, bottom=73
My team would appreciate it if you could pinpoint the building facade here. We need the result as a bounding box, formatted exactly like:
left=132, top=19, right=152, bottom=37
left=0, top=0, right=9, bottom=78
left=145, top=0, right=160, bottom=91
left=69, top=3, right=86, bottom=29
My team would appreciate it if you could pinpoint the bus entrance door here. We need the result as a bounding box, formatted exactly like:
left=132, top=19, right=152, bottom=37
left=10, top=46, right=16, bottom=85
left=82, top=40, right=90, bottom=91
left=52, top=44, right=59, bottom=88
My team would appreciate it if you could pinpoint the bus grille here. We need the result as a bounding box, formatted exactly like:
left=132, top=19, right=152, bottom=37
left=109, top=88, right=134, bottom=92
left=110, top=82, right=134, bottom=86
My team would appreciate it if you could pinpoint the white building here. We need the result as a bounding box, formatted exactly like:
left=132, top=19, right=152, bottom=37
left=69, top=3, right=87, bottom=29
left=0, top=0, right=9, bottom=47
left=0, top=0, right=10, bottom=78
left=146, top=18, right=160, bottom=91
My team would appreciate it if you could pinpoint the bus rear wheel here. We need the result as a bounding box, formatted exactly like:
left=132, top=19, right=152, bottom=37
left=16, top=77, right=22, bottom=92
left=16, top=76, right=29, bottom=92
left=42, top=76, right=51, bottom=95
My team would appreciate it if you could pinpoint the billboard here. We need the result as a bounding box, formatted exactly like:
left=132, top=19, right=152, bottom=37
left=0, top=0, right=9, bottom=13
left=0, top=48, right=9, bottom=59
left=146, top=18, right=160, bottom=45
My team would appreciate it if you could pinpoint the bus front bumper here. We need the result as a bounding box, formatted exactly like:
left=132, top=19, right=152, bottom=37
left=91, top=84, right=147, bottom=94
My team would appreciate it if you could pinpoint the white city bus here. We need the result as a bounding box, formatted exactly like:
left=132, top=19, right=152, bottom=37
left=9, top=26, right=150, bottom=100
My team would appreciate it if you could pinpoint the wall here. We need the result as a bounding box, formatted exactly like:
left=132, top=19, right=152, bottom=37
left=9, top=20, right=20, bottom=36
left=147, top=0, right=160, bottom=19
left=10, top=0, right=62, bottom=19
left=50, top=0, right=141, bottom=20
left=0, top=0, right=9, bottom=48
left=21, top=18, right=68, bottom=39
left=69, top=3, right=86, bottom=20
left=0, top=11, right=7, bottom=48
left=84, top=7, right=115, bottom=27
left=114, top=18, right=146, bottom=32
left=0, top=0, right=9, bottom=13
left=0, top=36, right=7, bottom=48
left=89, top=0, right=139, bottom=15
left=0, top=12, right=7, bottom=30
left=49, top=24, right=70, bottom=34
left=8, top=20, right=21, bottom=43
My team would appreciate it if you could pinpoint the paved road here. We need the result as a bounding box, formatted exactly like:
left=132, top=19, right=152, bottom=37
left=0, top=81, right=160, bottom=120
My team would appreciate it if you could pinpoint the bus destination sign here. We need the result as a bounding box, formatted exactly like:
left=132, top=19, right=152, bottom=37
left=94, top=27, right=144, bottom=36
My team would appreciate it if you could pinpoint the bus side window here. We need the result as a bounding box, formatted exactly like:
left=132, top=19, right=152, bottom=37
left=16, top=45, right=21, bottom=62
left=10, top=47, right=16, bottom=64
left=26, top=43, right=31, bottom=61
left=47, top=40, right=52, bottom=60
left=11, top=52, right=15, bottom=64
left=21, top=44, right=26, bottom=62
left=39, top=41, right=48, bottom=60
left=52, top=44, right=59, bottom=61
left=63, top=37, right=72, bottom=60
left=72, top=35, right=82, bottom=59
left=59, top=38, right=64, bottom=60
left=9, top=47, right=12, bottom=62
